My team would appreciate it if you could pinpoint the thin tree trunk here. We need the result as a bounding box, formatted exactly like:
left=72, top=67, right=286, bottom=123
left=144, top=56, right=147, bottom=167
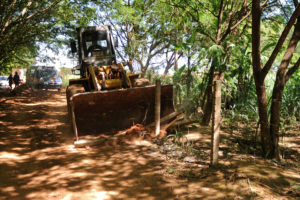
left=186, top=53, right=191, bottom=98
left=141, top=66, right=147, bottom=78
left=210, top=80, right=222, bottom=166
left=269, top=17, right=300, bottom=160
left=270, top=84, right=284, bottom=160
left=237, top=68, right=244, bottom=98
left=174, top=49, right=179, bottom=105
left=128, top=58, right=134, bottom=72
left=155, top=79, right=161, bottom=136
left=202, top=60, right=216, bottom=125
left=174, top=49, right=178, bottom=71
left=200, top=62, right=211, bottom=109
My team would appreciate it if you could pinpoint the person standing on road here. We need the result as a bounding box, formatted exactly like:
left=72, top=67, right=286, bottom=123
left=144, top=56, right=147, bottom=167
left=8, top=74, right=13, bottom=89
left=13, top=72, right=20, bottom=87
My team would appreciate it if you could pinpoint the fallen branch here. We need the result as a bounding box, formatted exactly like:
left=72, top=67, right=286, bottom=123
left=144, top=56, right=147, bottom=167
left=75, top=124, right=148, bottom=147
left=158, top=113, right=185, bottom=139
left=74, top=136, right=116, bottom=148
left=161, top=113, right=185, bottom=131
left=146, top=111, right=183, bottom=128
left=168, top=118, right=198, bottom=129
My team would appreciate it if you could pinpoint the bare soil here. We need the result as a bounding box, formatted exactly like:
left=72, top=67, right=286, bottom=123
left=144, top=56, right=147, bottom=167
left=0, top=85, right=299, bottom=200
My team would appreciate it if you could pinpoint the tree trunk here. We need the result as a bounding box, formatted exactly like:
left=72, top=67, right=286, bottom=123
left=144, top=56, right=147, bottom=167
left=202, top=61, right=216, bottom=125
left=174, top=49, right=178, bottom=71
left=155, top=79, right=161, bottom=136
left=269, top=17, right=300, bottom=160
left=141, top=67, right=146, bottom=78
left=128, top=58, right=134, bottom=72
left=186, top=54, right=191, bottom=98
left=252, top=0, right=272, bottom=157
left=269, top=82, right=284, bottom=160
left=200, top=65, right=211, bottom=109
left=252, top=0, right=300, bottom=158
left=254, top=77, right=272, bottom=156
left=237, top=68, right=245, bottom=98
left=174, top=49, right=179, bottom=105
left=210, top=80, right=222, bottom=166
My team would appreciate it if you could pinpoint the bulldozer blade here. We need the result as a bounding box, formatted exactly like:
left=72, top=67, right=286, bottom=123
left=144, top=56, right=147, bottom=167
left=70, top=85, right=174, bottom=139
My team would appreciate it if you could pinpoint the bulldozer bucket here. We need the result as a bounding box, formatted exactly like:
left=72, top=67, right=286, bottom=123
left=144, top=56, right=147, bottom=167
left=69, top=85, right=174, bottom=139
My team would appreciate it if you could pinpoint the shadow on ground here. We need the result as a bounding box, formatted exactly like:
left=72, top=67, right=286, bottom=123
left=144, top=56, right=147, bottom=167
left=0, top=87, right=299, bottom=199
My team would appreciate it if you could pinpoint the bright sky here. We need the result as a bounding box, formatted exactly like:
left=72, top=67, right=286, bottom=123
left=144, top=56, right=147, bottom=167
left=35, top=44, right=76, bottom=71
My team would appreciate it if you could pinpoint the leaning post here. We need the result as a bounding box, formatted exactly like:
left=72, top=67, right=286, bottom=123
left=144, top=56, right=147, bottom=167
left=155, top=79, right=161, bottom=136
left=70, top=100, right=79, bottom=141
left=210, top=79, right=222, bottom=166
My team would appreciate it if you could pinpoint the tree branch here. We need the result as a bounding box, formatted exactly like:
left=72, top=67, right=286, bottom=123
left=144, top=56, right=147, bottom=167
left=285, top=57, right=300, bottom=83
left=26, top=0, right=61, bottom=20
left=220, top=0, right=247, bottom=42
left=217, top=0, right=225, bottom=43
left=261, top=4, right=300, bottom=78
left=293, top=0, right=298, bottom=7
left=230, top=11, right=251, bottom=31
left=1, top=0, right=60, bottom=35
left=194, top=0, right=217, bottom=17
left=168, top=0, right=217, bottom=43
left=1, top=0, right=17, bottom=33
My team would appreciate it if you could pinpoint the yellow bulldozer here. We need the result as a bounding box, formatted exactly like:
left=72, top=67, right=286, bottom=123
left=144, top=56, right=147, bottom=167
left=66, top=25, right=174, bottom=140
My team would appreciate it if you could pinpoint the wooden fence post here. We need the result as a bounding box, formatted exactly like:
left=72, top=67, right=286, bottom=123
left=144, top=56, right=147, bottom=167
left=155, top=79, right=161, bottom=136
left=210, top=80, right=222, bottom=165
left=70, top=100, right=79, bottom=141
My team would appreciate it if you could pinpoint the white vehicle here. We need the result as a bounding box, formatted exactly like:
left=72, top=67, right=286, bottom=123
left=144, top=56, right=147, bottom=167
left=26, top=66, right=62, bottom=91
left=0, top=76, right=9, bottom=87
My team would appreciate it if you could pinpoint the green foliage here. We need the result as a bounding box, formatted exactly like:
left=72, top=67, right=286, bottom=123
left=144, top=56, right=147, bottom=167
left=0, top=1, right=58, bottom=70
left=94, top=0, right=171, bottom=73
left=60, top=67, right=79, bottom=87
left=208, top=45, right=225, bottom=64
left=281, top=68, right=300, bottom=119
left=290, top=182, right=300, bottom=192
left=172, top=63, right=208, bottom=115
left=0, top=0, right=299, bottom=139
left=167, top=129, right=187, bottom=147
left=0, top=0, right=97, bottom=74
left=0, top=46, right=36, bottom=75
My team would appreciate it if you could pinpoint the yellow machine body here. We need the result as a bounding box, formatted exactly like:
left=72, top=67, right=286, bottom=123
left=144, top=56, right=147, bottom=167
left=66, top=26, right=174, bottom=139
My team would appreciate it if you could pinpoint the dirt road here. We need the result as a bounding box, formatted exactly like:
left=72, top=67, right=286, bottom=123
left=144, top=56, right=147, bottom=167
left=0, top=87, right=299, bottom=200
left=0, top=88, right=179, bottom=200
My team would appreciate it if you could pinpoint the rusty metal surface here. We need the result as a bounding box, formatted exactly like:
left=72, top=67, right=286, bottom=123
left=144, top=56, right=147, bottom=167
left=70, top=85, right=174, bottom=137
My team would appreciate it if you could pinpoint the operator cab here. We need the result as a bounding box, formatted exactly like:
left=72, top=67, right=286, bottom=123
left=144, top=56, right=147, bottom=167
left=71, top=26, right=118, bottom=78
left=83, top=31, right=110, bottom=57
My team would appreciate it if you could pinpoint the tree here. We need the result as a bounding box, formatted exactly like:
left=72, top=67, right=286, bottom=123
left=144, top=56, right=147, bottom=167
left=0, top=0, right=97, bottom=73
left=252, top=0, right=300, bottom=159
left=94, top=0, right=170, bottom=75
left=0, top=0, right=61, bottom=71
left=161, top=0, right=260, bottom=125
